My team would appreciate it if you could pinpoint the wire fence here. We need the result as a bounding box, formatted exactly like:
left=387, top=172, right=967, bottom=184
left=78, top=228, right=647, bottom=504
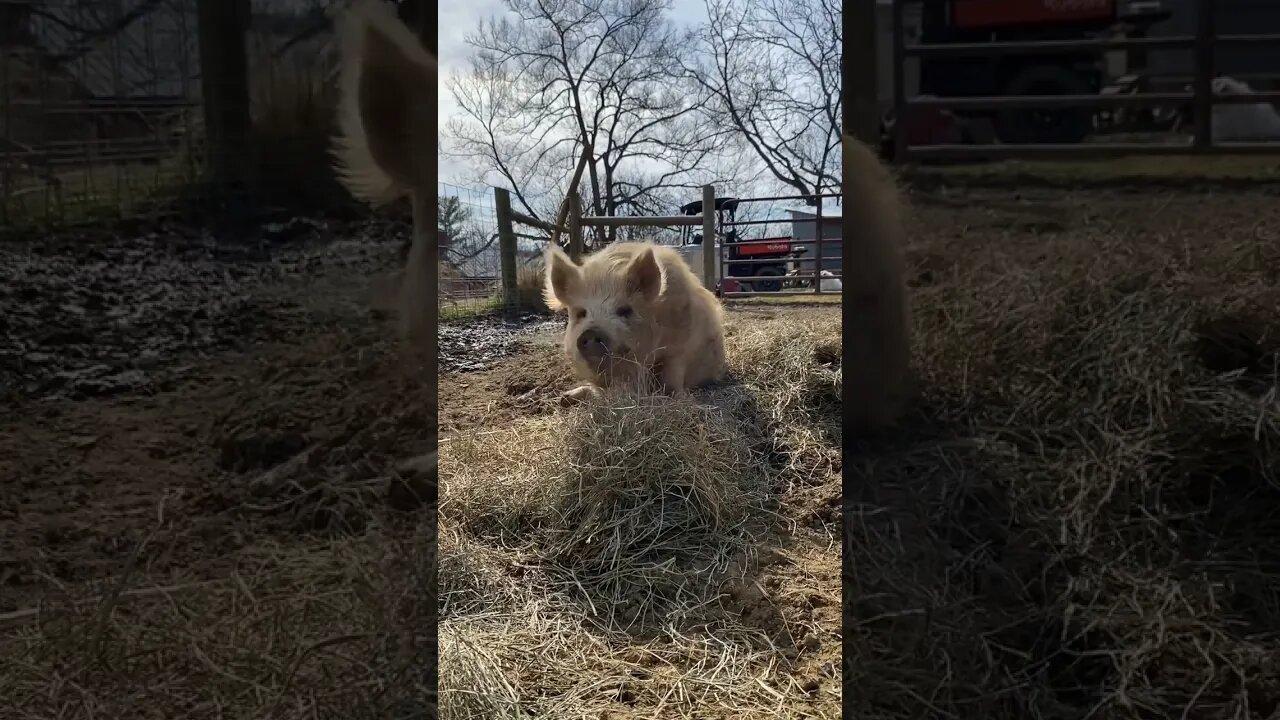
left=0, top=0, right=203, bottom=226
left=438, top=182, right=501, bottom=316
left=437, top=182, right=554, bottom=316
left=0, top=0, right=352, bottom=228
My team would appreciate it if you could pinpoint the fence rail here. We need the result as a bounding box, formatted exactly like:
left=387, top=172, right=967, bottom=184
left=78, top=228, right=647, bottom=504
left=491, top=184, right=843, bottom=303
left=714, top=192, right=841, bottom=299
left=889, top=0, right=1280, bottom=162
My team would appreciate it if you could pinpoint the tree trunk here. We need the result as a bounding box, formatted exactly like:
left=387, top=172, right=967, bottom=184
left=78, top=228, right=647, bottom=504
left=604, top=163, right=617, bottom=245
left=196, top=0, right=252, bottom=193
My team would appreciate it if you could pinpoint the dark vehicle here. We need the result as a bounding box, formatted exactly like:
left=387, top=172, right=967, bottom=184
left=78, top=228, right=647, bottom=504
left=912, top=0, right=1171, bottom=145
left=678, top=197, right=794, bottom=294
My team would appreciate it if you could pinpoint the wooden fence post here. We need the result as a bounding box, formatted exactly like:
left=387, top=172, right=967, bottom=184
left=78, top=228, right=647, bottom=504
left=495, top=187, right=518, bottom=310
left=1192, top=0, right=1216, bottom=149
left=813, top=193, right=824, bottom=294
left=196, top=0, right=252, bottom=194
left=846, top=0, right=880, bottom=145
left=701, top=184, right=716, bottom=291
left=568, top=193, right=584, bottom=261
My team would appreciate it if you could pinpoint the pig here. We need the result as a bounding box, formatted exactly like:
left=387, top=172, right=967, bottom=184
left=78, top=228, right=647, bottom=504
left=542, top=241, right=726, bottom=404
left=842, top=133, right=914, bottom=432
left=332, top=0, right=437, bottom=345
left=331, top=0, right=438, bottom=473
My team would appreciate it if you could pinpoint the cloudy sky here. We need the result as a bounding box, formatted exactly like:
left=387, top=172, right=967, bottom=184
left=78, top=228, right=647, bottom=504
left=436, top=0, right=711, bottom=189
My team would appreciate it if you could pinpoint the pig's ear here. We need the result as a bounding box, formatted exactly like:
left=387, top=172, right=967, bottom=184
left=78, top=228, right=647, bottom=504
left=333, top=0, right=436, bottom=203
left=543, top=244, right=579, bottom=311
left=626, top=246, right=663, bottom=301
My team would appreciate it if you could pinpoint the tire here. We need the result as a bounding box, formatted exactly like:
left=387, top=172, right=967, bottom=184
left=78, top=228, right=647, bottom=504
left=993, top=65, right=1094, bottom=145
left=750, top=266, right=785, bottom=293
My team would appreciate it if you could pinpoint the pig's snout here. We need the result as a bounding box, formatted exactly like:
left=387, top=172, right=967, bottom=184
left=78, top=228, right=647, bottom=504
left=577, top=327, right=610, bottom=359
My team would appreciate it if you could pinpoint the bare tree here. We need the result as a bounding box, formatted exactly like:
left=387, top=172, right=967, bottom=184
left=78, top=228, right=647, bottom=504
left=686, top=0, right=841, bottom=200
left=445, top=0, right=732, bottom=243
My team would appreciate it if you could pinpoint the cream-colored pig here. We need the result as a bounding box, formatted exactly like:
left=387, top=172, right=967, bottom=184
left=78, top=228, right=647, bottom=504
left=543, top=242, right=726, bottom=403
left=843, top=134, right=913, bottom=432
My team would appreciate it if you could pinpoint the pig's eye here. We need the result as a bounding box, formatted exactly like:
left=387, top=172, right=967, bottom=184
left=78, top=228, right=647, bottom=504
left=573, top=309, right=587, bottom=321
left=616, top=306, right=633, bottom=318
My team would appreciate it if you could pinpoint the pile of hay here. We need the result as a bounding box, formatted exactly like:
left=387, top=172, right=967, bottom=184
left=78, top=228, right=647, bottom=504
left=439, top=320, right=845, bottom=717
left=442, top=382, right=769, bottom=620
left=727, top=317, right=842, bottom=485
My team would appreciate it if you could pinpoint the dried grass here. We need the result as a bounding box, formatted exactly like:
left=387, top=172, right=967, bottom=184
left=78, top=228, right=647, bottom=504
left=248, top=51, right=349, bottom=210
left=0, top=524, right=435, bottom=719
left=443, top=381, right=771, bottom=622
left=727, top=318, right=843, bottom=485
left=505, top=264, right=549, bottom=313
left=845, top=185, right=1280, bottom=719
left=437, top=602, right=815, bottom=719
left=439, top=328, right=842, bottom=717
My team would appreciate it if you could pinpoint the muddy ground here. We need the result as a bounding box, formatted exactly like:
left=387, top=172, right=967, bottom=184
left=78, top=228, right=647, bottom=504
left=0, top=216, right=445, bottom=611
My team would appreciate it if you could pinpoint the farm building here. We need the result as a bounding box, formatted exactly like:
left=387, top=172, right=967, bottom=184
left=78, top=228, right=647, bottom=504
left=787, top=207, right=842, bottom=275
left=1143, top=0, right=1280, bottom=86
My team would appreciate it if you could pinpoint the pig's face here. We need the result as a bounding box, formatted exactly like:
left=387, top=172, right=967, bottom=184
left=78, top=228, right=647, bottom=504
left=543, top=244, right=664, bottom=380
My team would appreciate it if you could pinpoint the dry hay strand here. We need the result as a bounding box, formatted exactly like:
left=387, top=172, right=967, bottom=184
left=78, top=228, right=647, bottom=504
left=438, top=599, right=812, bottom=719
left=725, top=317, right=842, bottom=484
left=439, top=418, right=562, bottom=538
left=439, top=621, right=523, bottom=720
left=438, top=520, right=530, bottom=617
left=441, top=379, right=770, bottom=624
left=0, top=529, right=434, bottom=719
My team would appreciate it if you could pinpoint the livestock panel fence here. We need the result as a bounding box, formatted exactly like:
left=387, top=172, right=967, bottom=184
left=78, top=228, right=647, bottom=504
left=888, top=0, right=1280, bottom=162
left=0, top=0, right=203, bottom=226
left=0, top=0, right=360, bottom=227
left=489, top=184, right=844, bottom=308
left=437, top=182, right=504, bottom=317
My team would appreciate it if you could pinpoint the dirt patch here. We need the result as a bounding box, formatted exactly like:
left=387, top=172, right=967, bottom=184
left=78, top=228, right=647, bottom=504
left=439, top=314, right=563, bottom=373
left=440, top=343, right=575, bottom=435
left=0, top=217, right=405, bottom=403
left=0, top=217, right=435, bottom=716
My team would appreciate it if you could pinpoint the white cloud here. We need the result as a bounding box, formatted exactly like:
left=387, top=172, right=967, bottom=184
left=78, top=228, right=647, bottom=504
left=437, top=0, right=509, bottom=184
